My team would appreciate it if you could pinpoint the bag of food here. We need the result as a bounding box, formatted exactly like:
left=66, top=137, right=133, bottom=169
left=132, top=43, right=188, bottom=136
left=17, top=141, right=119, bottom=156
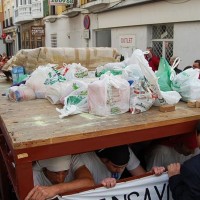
left=7, top=85, right=36, bottom=102
left=130, top=78, right=156, bottom=114
left=127, top=49, right=165, bottom=106
left=56, top=80, right=88, bottom=118
left=171, top=68, right=200, bottom=101
left=25, top=64, right=57, bottom=98
left=88, top=74, right=130, bottom=116
left=155, top=58, right=173, bottom=91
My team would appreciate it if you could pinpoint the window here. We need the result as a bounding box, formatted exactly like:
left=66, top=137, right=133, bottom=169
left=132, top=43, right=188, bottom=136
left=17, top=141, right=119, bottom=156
left=51, top=34, right=57, bottom=47
left=151, top=24, right=174, bottom=62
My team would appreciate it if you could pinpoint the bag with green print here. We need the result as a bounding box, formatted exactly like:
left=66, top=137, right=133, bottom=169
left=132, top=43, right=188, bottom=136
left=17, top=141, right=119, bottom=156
left=56, top=80, right=89, bottom=118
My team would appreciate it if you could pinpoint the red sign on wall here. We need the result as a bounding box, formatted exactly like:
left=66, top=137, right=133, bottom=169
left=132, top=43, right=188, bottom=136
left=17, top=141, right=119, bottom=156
left=83, top=15, right=90, bottom=29
left=1, top=33, right=7, bottom=39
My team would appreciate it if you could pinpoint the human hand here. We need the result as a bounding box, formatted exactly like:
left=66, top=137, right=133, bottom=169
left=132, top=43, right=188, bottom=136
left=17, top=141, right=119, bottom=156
left=151, top=166, right=165, bottom=176
left=101, top=178, right=117, bottom=188
left=24, top=185, right=57, bottom=200
left=167, top=163, right=181, bottom=178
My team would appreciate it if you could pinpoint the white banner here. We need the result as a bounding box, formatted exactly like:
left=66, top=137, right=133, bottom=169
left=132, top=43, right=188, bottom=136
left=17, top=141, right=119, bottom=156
left=59, top=172, right=172, bottom=200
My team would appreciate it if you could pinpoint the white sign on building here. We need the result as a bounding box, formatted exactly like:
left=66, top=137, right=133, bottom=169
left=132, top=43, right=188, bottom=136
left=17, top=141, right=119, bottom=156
left=119, top=35, right=136, bottom=48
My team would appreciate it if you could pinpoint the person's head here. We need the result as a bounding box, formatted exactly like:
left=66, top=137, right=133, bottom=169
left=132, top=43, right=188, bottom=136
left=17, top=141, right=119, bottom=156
left=161, top=132, right=198, bottom=156
left=174, top=133, right=198, bottom=156
left=146, top=47, right=153, bottom=59
left=38, top=155, right=71, bottom=184
left=96, top=145, right=130, bottom=174
left=170, top=56, right=178, bottom=66
left=193, top=60, right=200, bottom=69
left=183, top=66, right=192, bottom=71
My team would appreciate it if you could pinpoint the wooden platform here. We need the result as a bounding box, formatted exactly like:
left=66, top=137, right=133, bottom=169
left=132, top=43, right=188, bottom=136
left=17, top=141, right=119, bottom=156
left=0, top=77, right=200, bottom=199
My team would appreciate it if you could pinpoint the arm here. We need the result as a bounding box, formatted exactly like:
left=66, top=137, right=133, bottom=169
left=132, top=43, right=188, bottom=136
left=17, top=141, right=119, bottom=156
left=129, top=164, right=165, bottom=177
left=25, top=165, right=95, bottom=200
left=167, top=163, right=193, bottom=200
left=129, top=165, right=146, bottom=176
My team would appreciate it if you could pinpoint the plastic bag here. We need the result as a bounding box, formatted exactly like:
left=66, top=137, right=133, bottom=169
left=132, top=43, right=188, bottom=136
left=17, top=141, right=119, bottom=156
left=25, top=64, right=57, bottom=98
left=56, top=80, right=88, bottom=118
left=11, top=66, right=26, bottom=84
left=88, top=74, right=130, bottom=116
left=7, top=85, right=36, bottom=102
left=155, top=58, right=172, bottom=91
left=95, top=62, right=126, bottom=77
left=127, top=49, right=166, bottom=106
left=171, top=68, right=200, bottom=101
left=160, top=91, right=181, bottom=105
left=60, top=63, right=88, bottom=80
left=45, top=81, right=70, bottom=104
left=122, top=64, right=144, bottom=81
left=130, top=78, right=156, bottom=114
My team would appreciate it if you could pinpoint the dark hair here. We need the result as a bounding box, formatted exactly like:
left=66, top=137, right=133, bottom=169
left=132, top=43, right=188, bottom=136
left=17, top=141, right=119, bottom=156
left=146, top=47, right=153, bottom=53
left=194, top=60, right=200, bottom=63
left=183, top=66, right=192, bottom=71
left=96, top=145, right=130, bottom=166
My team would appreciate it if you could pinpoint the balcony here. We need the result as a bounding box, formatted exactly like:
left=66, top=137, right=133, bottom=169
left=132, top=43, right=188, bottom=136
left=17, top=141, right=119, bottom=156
left=14, top=0, right=44, bottom=24
left=32, top=1, right=44, bottom=19
left=14, top=4, right=33, bottom=24
left=81, top=0, right=110, bottom=12
left=62, top=7, right=87, bottom=17
left=62, top=0, right=87, bottom=17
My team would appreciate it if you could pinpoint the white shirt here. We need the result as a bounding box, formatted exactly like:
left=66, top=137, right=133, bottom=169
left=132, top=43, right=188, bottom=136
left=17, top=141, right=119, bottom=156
left=145, top=145, right=194, bottom=171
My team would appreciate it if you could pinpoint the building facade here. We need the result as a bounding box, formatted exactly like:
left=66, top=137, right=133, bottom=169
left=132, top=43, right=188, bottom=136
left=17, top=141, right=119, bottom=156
left=43, top=0, right=200, bottom=69
left=8, top=0, right=200, bottom=69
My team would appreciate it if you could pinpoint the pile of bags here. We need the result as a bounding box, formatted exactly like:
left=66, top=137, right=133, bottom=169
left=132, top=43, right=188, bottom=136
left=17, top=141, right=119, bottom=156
left=6, top=48, right=200, bottom=119
left=155, top=57, right=200, bottom=102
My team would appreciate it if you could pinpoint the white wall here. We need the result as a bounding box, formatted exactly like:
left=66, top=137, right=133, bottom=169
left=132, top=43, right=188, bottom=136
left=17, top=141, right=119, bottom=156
left=173, top=21, right=200, bottom=70
left=111, top=25, right=148, bottom=57
left=45, top=17, right=69, bottom=47
left=44, top=0, right=200, bottom=68
left=98, top=0, right=200, bottom=28
left=45, top=14, right=98, bottom=48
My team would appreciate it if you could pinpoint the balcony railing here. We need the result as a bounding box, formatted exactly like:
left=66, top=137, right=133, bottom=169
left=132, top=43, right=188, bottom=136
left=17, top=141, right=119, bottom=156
left=32, top=0, right=44, bottom=19
left=80, top=0, right=110, bottom=12
left=14, top=0, right=44, bottom=24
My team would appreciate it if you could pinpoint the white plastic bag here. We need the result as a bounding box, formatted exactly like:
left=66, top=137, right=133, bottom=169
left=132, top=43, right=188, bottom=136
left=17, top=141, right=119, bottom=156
left=88, top=74, right=130, bottom=116
left=154, top=91, right=181, bottom=106
left=130, top=78, right=156, bottom=114
left=25, top=64, right=57, bottom=98
left=45, top=81, right=71, bottom=104
left=7, top=85, right=36, bottom=102
left=126, top=49, right=165, bottom=105
left=122, top=64, right=144, bottom=81
left=171, top=68, right=200, bottom=101
left=61, top=63, right=88, bottom=80
left=56, top=80, right=88, bottom=118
